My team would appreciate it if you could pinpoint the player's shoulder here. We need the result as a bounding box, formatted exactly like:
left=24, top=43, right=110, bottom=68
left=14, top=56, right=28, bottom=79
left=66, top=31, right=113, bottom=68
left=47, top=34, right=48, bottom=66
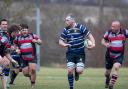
left=120, top=28, right=128, bottom=35
left=76, top=23, right=84, bottom=28
left=104, top=29, right=112, bottom=34
left=63, top=26, right=70, bottom=33
left=65, top=26, right=70, bottom=30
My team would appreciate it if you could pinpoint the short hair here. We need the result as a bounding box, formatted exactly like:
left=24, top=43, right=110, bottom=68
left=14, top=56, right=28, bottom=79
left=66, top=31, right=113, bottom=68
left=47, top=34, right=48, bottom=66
left=112, top=21, right=120, bottom=25
left=65, top=15, right=75, bottom=20
left=0, top=19, right=8, bottom=25
left=8, top=25, right=20, bottom=34
left=20, top=23, right=28, bottom=29
left=65, top=14, right=75, bottom=21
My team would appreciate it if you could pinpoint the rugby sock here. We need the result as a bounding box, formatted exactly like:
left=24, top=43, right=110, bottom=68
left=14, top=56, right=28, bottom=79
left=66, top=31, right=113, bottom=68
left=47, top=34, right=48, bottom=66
left=109, top=74, right=118, bottom=86
left=31, top=81, right=35, bottom=88
left=68, top=74, right=74, bottom=89
left=105, top=74, right=110, bottom=86
left=31, top=81, right=35, bottom=85
left=9, top=71, right=17, bottom=84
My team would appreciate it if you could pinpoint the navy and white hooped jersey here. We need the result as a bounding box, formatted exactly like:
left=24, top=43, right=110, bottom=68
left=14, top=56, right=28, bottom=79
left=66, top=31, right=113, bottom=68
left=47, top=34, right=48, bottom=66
left=60, top=23, right=90, bottom=53
left=103, top=29, right=128, bottom=58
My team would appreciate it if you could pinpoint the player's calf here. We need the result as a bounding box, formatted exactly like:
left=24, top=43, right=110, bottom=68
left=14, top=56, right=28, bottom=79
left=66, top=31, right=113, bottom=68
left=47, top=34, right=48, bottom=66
left=67, top=68, right=74, bottom=89
left=74, top=68, right=79, bottom=81
left=108, top=85, right=113, bottom=89
left=105, top=73, right=110, bottom=88
left=75, top=62, right=84, bottom=81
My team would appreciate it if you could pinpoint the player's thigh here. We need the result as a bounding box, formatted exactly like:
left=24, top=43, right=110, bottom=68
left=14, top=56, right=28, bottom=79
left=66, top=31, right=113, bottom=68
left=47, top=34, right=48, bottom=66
left=22, top=66, right=29, bottom=75
left=113, top=56, right=123, bottom=70
left=76, top=54, right=85, bottom=73
left=66, top=53, right=75, bottom=73
left=28, top=58, right=37, bottom=71
left=2, top=56, right=10, bottom=66
left=105, top=69, right=111, bottom=76
left=29, top=63, right=36, bottom=70
left=21, top=60, right=29, bottom=74
left=105, top=56, right=113, bottom=70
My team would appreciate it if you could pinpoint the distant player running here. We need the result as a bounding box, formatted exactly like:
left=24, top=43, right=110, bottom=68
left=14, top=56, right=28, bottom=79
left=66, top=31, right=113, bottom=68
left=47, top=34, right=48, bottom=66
left=59, top=14, right=95, bottom=89
left=101, top=21, right=128, bottom=89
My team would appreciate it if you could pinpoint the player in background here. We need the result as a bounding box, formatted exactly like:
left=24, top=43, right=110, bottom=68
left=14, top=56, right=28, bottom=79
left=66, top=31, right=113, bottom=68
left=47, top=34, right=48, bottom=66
left=14, top=24, right=42, bottom=88
left=0, top=19, right=18, bottom=89
left=0, top=19, right=11, bottom=89
left=59, top=14, right=95, bottom=89
left=7, top=25, right=21, bottom=85
left=101, top=21, right=128, bottom=89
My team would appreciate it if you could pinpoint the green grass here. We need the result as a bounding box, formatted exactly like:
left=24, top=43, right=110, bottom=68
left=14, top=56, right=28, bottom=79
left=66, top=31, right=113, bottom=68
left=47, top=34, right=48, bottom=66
left=0, top=67, right=128, bottom=89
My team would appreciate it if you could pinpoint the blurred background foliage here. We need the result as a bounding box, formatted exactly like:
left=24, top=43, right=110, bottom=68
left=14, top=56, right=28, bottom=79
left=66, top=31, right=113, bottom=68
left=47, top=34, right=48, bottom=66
left=0, top=0, right=128, bottom=67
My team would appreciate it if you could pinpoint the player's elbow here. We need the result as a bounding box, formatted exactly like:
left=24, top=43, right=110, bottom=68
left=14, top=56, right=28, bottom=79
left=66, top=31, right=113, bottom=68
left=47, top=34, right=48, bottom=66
left=59, top=39, right=63, bottom=46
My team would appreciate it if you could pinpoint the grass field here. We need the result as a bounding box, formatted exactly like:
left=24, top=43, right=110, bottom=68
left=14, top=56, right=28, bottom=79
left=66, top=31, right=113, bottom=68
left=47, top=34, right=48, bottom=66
left=0, top=67, right=127, bottom=89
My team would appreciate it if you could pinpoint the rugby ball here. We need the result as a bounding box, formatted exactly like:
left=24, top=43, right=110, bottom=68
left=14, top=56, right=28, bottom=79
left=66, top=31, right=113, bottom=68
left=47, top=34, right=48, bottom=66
left=84, top=39, right=93, bottom=47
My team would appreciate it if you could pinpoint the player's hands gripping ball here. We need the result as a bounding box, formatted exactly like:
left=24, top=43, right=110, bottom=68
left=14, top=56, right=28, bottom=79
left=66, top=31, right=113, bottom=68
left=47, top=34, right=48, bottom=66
left=84, top=39, right=94, bottom=49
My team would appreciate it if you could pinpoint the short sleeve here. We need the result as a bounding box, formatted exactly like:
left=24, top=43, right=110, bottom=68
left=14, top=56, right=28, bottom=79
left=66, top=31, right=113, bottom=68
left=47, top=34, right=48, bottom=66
left=103, top=31, right=109, bottom=41
left=60, top=28, right=67, bottom=41
left=33, top=34, right=39, bottom=40
left=80, top=24, right=90, bottom=37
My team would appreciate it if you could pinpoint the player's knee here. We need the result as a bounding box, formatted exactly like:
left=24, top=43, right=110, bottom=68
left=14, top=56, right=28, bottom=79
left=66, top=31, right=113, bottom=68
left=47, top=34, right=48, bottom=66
left=15, top=69, right=20, bottom=74
left=30, top=69, right=36, bottom=74
left=76, top=62, right=84, bottom=74
left=23, top=70, right=30, bottom=77
left=114, top=66, right=120, bottom=71
left=24, top=74, right=30, bottom=77
left=105, top=72, right=110, bottom=77
left=22, top=69, right=29, bottom=76
left=105, top=70, right=111, bottom=77
left=113, top=63, right=121, bottom=71
left=67, top=62, right=75, bottom=74
left=68, top=69, right=74, bottom=74
left=76, top=68, right=84, bottom=74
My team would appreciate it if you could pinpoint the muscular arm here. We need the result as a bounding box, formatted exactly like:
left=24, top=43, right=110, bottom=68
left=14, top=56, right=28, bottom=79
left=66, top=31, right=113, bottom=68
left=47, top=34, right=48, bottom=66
left=87, top=33, right=95, bottom=48
left=32, top=38, right=42, bottom=45
left=101, top=38, right=110, bottom=47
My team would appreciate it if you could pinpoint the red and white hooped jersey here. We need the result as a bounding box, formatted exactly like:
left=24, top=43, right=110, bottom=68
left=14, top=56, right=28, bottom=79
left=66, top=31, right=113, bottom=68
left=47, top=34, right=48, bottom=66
left=14, top=33, right=39, bottom=60
left=103, top=29, right=128, bottom=58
